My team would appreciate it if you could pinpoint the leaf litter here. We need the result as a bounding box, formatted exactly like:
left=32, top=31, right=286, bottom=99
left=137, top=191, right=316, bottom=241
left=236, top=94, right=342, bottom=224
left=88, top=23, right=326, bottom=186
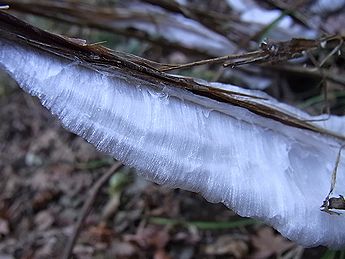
left=1, top=0, right=345, bottom=258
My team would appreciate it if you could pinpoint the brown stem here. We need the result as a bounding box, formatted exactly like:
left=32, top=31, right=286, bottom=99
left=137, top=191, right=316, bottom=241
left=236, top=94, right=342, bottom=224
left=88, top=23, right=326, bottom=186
left=62, top=161, right=123, bottom=259
left=159, top=50, right=264, bottom=72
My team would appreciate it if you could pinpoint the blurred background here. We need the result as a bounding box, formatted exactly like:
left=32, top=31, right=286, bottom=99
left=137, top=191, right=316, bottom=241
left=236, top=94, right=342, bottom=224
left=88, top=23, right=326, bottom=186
left=0, top=0, right=344, bottom=258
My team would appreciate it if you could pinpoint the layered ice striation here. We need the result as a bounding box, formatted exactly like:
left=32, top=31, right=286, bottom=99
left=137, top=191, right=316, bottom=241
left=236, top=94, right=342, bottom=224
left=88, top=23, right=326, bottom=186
left=1, top=39, right=345, bottom=248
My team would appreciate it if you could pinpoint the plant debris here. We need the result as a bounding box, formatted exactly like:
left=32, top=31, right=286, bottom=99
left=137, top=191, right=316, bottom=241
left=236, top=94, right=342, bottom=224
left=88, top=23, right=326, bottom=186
left=1, top=0, right=344, bottom=257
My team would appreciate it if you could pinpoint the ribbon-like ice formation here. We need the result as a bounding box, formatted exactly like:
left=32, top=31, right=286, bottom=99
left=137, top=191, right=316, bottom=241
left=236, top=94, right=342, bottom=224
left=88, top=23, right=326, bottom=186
left=1, top=15, right=345, bottom=248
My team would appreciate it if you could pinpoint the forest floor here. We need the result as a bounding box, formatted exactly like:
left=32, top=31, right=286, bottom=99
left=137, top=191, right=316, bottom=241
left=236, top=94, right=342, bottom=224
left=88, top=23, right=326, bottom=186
left=1, top=0, right=345, bottom=258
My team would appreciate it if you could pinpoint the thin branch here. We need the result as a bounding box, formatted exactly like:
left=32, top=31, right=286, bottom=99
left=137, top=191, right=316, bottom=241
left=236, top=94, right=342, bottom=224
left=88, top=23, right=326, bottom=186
left=159, top=50, right=263, bottom=71
left=159, top=35, right=341, bottom=72
left=328, top=145, right=345, bottom=197
left=62, top=161, right=123, bottom=259
left=321, top=144, right=345, bottom=215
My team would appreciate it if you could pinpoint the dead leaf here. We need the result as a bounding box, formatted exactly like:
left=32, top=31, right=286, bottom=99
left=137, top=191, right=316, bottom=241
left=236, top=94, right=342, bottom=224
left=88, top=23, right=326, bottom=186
left=87, top=222, right=114, bottom=243
left=124, top=225, right=170, bottom=249
left=204, top=235, right=248, bottom=258
left=250, top=227, right=295, bottom=259
left=32, top=189, right=61, bottom=211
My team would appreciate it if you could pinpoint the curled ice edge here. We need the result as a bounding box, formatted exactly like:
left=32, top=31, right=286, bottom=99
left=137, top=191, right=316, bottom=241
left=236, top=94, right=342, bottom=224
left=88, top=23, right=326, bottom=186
left=1, top=39, right=345, bottom=248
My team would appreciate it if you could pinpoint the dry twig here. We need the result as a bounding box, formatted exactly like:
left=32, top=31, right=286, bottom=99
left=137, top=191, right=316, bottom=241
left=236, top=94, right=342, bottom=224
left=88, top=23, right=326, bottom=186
left=321, top=145, right=345, bottom=215
left=62, top=161, right=123, bottom=259
left=159, top=35, right=342, bottom=72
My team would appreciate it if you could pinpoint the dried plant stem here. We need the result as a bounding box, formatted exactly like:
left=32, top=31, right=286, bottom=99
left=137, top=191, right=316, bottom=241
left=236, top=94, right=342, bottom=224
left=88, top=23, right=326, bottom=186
left=160, top=35, right=342, bottom=72
left=321, top=145, right=345, bottom=214
left=62, top=161, right=123, bottom=259
left=159, top=50, right=263, bottom=71
left=328, top=145, right=345, bottom=197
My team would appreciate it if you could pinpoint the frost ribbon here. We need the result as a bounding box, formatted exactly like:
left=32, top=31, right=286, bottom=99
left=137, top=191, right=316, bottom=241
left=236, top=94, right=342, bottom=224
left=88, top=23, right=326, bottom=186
left=1, top=11, right=345, bottom=248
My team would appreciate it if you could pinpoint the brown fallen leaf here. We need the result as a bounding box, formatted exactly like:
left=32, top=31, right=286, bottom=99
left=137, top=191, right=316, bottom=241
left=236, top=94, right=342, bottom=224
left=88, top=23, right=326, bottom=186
left=124, top=225, right=170, bottom=249
left=32, top=189, right=61, bottom=211
left=250, top=227, right=295, bottom=259
left=124, top=225, right=172, bottom=258
left=204, top=235, right=248, bottom=258
left=87, top=222, right=114, bottom=243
